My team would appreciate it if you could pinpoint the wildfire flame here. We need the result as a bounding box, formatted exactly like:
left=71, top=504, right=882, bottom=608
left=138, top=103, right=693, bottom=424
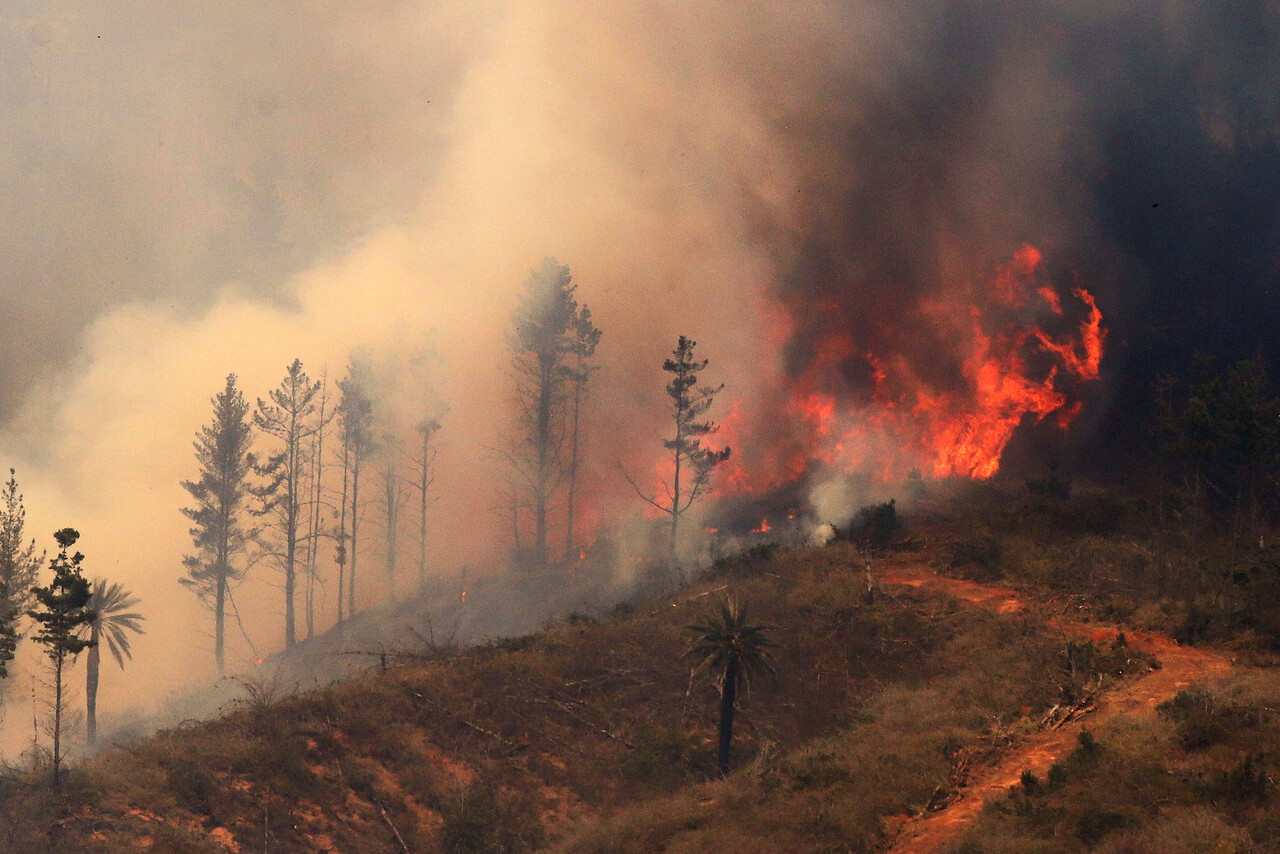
left=751, top=518, right=772, bottom=534
left=720, top=244, right=1106, bottom=491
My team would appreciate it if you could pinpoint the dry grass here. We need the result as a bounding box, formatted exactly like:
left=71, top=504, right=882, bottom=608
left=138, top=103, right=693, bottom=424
left=0, top=529, right=1176, bottom=852
left=948, top=669, right=1280, bottom=853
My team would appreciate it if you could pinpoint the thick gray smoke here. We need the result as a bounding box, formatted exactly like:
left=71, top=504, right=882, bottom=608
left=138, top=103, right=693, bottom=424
left=0, top=0, right=1277, bottom=750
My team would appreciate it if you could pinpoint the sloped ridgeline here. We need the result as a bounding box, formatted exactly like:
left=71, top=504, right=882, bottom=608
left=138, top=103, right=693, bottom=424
left=6, top=541, right=1149, bottom=852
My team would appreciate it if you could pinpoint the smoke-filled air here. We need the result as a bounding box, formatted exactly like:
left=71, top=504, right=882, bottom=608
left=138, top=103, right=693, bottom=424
left=1, top=0, right=1279, bottom=757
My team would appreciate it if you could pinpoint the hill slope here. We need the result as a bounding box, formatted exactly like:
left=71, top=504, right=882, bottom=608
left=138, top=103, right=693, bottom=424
left=0, top=526, right=1249, bottom=853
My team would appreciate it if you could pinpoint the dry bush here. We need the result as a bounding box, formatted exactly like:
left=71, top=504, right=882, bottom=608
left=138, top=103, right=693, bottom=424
left=954, top=675, right=1280, bottom=853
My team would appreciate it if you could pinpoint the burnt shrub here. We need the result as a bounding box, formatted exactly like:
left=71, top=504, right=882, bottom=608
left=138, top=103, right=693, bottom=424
left=946, top=531, right=1003, bottom=581
left=850, top=500, right=903, bottom=548
left=713, top=543, right=779, bottom=579
left=1027, top=476, right=1071, bottom=500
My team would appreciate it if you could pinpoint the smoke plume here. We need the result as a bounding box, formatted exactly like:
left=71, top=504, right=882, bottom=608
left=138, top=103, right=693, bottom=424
left=0, top=0, right=1278, bottom=745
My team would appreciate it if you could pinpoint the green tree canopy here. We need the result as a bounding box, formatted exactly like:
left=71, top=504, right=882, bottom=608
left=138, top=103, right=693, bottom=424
left=687, top=596, right=777, bottom=775
left=29, top=527, right=96, bottom=789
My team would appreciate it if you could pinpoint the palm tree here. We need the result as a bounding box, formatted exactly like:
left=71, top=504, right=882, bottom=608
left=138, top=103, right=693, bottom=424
left=84, top=579, right=145, bottom=748
left=687, top=596, right=777, bottom=776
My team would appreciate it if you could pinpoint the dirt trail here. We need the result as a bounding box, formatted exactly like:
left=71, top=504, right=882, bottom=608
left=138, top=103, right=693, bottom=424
left=876, top=560, right=1236, bottom=854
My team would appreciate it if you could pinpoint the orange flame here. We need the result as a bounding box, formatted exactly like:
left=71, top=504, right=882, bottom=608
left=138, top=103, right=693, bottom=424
left=751, top=518, right=772, bottom=534
left=719, top=244, right=1105, bottom=491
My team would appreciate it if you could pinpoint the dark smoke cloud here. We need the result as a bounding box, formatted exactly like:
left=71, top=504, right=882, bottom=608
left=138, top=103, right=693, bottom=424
left=733, top=0, right=1280, bottom=471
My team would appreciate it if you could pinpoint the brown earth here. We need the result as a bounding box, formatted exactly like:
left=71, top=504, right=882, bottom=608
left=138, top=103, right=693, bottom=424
left=876, top=560, right=1236, bottom=854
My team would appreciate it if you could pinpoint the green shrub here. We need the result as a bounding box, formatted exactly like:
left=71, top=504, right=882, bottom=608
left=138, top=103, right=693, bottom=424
left=1157, top=688, right=1256, bottom=750
left=440, top=781, right=544, bottom=854
left=618, top=726, right=701, bottom=792
left=1074, top=729, right=1100, bottom=761
left=162, top=756, right=218, bottom=817
left=1205, top=753, right=1270, bottom=810
left=1047, top=763, right=1067, bottom=789
left=1076, top=808, right=1136, bottom=845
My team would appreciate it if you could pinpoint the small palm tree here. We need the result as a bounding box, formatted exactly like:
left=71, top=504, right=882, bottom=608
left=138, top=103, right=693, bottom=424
left=84, top=579, right=145, bottom=748
left=687, top=596, right=777, bottom=775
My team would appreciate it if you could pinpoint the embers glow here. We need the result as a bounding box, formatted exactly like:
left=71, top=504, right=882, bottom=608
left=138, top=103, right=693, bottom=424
left=723, top=244, right=1106, bottom=490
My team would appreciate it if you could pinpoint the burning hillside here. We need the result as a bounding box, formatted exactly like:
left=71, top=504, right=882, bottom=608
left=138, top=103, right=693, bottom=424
left=718, top=243, right=1106, bottom=497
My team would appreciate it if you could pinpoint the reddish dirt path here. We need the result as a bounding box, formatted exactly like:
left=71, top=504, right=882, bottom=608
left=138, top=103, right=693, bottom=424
left=876, top=560, right=1236, bottom=854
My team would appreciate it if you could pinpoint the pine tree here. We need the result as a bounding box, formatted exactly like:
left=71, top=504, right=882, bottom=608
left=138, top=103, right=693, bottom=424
left=28, top=528, right=96, bottom=790
left=378, top=428, right=405, bottom=606
left=407, top=343, right=446, bottom=598
left=662, top=336, right=731, bottom=559
left=254, top=359, right=322, bottom=649
left=504, top=258, right=581, bottom=568
left=181, top=374, right=255, bottom=676
left=411, top=416, right=441, bottom=597
left=626, top=336, right=731, bottom=564
left=0, top=470, right=44, bottom=679
left=300, top=370, right=332, bottom=641
left=562, top=304, right=602, bottom=558
left=336, top=354, right=375, bottom=621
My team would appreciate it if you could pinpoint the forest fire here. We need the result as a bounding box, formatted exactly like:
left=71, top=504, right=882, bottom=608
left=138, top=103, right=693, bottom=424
left=720, top=245, right=1106, bottom=493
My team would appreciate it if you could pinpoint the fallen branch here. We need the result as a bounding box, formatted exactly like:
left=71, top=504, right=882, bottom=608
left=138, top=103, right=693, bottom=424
left=411, top=691, right=522, bottom=751
left=371, top=796, right=411, bottom=854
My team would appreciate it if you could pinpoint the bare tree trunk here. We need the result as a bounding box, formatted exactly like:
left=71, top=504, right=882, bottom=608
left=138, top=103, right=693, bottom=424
left=565, top=380, right=583, bottom=561
left=382, top=452, right=401, bottom=606
left=417, top=427, right=430, bottom=597
left=52, top=653, right=64, bottom=790
left=304, top=376, right=329, bottom=641
left=670, top=424, right=683, bottom=564
left=349, top=458, right=361, bottom=619
left=86, top=627, right=101, bottom=748
left=534, top=359, right=554, bottom=568
left=215, top=573, right=226, bottom=677
left=717, top=656, right=739, bottom=776
left=336, top=437, right=349, bottom=627
left=283, top=408, right=300, bottom=649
